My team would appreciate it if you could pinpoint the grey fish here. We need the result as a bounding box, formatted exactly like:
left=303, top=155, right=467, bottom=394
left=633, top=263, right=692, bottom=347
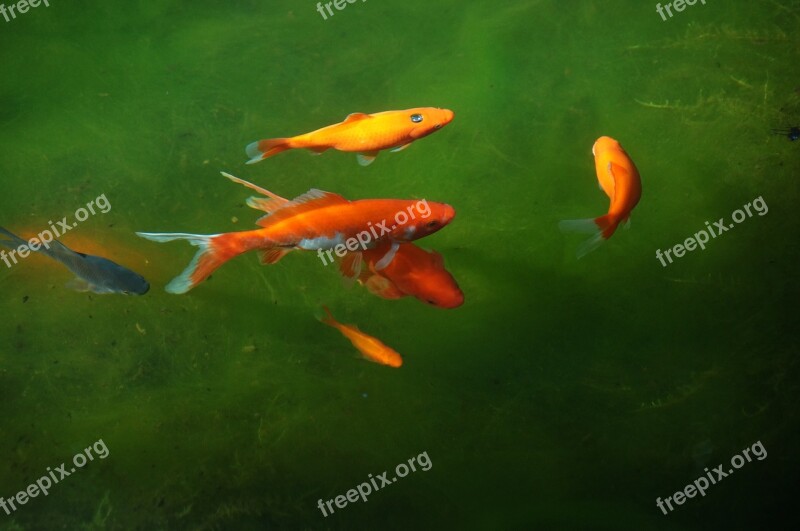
left=0, top=226, right=149, bottom=295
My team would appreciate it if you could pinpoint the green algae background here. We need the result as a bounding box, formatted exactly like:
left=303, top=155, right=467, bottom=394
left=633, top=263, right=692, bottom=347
left=1, top=0, right=799, bottom=529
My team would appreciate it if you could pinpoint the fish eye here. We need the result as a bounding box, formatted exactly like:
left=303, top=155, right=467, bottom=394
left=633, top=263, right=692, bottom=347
left=411, top=114, right=423, bottom=123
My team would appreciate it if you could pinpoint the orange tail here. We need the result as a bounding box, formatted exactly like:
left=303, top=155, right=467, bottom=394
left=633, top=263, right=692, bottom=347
left=320, top=305, right=337, bottom=327
left=245, top=138, right=294, bottom=164
left=594, top=214, right=619, bottom=239
left=558, top=214, right=619, bottom=258
left=136, top=231, right=263, bottom=293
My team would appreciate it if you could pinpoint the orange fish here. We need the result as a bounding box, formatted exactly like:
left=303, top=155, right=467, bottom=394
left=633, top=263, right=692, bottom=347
left=345, top=241, right=464, bottom=309
left=245, top=107, right=454, bottom=166
left=320, top=306, right=403, bottom=368
left=137, top=173, right=455, bottom=294
left=559, top=136, right=642, bottom=258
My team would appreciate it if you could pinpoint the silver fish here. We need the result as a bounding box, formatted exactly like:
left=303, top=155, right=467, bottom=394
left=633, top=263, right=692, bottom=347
left=0, top=226, right=149, bottom=295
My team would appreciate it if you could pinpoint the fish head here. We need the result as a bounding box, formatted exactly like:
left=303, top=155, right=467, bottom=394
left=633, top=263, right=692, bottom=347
left=406, top=267, right=464, bottom=309
left=593, top=136, right=622, bottom=157
left=393, top=201, right=455, bottom=242
left=406, top=107, right=454, bottom=140
left=84, top=255, right=150, bottom=295
left=392, top=249, right=464, bottom=309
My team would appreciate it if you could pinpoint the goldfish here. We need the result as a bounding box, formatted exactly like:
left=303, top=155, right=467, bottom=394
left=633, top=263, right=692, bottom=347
left=559, top=136, right=642, bottom=258
left=319, top=306, right=403, bottom=368
left=222, top=172, right=462, bottom=307
left=345, top=241, right=464, bottom=309
left=136, top=173, right=455, bottom=294
left=245, top=107, right=454, bottom=166
left=0, top=226, right=149, bottom=295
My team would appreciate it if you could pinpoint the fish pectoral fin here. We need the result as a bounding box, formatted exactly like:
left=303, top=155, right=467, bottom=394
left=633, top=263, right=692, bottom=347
left=374, top=242, right=400, bottom=271
left=259, top=248, right=292, bottom=265
left=623, top=216, right=632, bottom=230
left=390, top=143, right=412, bottom=153
left=343, top=112, right=371, bottom=123
left=356, top=152, right=379, bottom=166
left=340, top=251, right=363, bottom=280
left=65, top=277, right=92, bottom=293
left=365, top=275, right=405, bottom=299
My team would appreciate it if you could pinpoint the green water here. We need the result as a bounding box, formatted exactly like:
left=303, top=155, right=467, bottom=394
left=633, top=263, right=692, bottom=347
left=1, top=0, right=799, bottom=529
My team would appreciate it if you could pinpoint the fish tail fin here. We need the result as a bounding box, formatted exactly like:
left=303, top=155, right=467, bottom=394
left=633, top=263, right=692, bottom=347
left=245, top=138, right=295, bottom=164
left=0, top=226, right=27, bottom=250
left=136, top=231, right=256, bottom=293
left=558, top=215, right=619, bottom=259
left=319, top=305, right=337, bottom=327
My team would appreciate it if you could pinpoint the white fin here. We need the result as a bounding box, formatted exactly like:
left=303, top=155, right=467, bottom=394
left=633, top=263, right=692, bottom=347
left=356, top=152, right=379, bottom=166
left=558, top=219, right=605, bottom=259
left=65, top=277, right=92, bottom=292
left=558, top=219, right=599, bottom=234
left=375, top=242, right=400, bottom=271
left=390, top=143, right=411, bottom=153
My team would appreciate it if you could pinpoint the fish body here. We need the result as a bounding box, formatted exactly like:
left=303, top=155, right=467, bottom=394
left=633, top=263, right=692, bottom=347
left=137, top=182, right=455, bottom=294
left=352, top=241, right=464, bottom=309
left=246, top=107, right=454, bottom=166
left=559, top=136, right=642, bottom=258
left=320, top=306, right=403, bottom=367
left=0, top=226, right=149, bottom=295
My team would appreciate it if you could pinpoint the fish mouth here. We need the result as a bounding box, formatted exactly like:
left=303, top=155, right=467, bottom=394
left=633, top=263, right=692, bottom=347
left=442, top=204, right=456, bottom=225
left=438, top=292, right=464, bottom=309
left=440, top=108, right=455, bottom=124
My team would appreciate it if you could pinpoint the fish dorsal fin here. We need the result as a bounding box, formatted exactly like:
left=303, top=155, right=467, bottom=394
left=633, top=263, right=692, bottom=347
left=605, top=162, right=617, bottom=201
left=255, top=189, right=349, bottom=227
left=247, top=196, right=288, bottom=214
left=344, top=112, right=371, bottom=123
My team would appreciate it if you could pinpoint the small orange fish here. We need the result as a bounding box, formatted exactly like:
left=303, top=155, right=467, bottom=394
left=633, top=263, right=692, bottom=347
left=320, top=306, right=403, bottom=368
left=345, top=241, right=464, bottom=309
left=559, top=136, right=642, bottom=258
left=246, top=107, right=454, bottom=166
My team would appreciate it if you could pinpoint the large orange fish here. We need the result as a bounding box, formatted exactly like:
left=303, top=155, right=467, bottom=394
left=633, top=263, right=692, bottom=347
left=344, top=241, right=464, bottom=309
left=246, top=107, right=454, bottom=166
left=320, top=306, right=403, bottom=368
left=559, top=136, right=642, bottom=258
left=137, top=173, right=455, bottom=294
